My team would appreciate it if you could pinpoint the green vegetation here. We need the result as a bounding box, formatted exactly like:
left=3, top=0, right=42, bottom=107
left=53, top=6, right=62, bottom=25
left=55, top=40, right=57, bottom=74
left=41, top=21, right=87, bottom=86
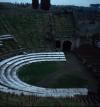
left=18, top=61, right=88, bottom=88
left=18, top=61, right=57, bottom=85
left=0, top=10, right=49, bottom=50
left=0, top=8, right=74, bottom=51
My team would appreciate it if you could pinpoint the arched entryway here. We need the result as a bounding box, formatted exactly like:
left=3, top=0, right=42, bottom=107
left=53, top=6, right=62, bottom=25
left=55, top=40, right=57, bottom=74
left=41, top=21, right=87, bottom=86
left=92, top=33, right=100, bottom=47
left=63, top=41, right=72, bottom=52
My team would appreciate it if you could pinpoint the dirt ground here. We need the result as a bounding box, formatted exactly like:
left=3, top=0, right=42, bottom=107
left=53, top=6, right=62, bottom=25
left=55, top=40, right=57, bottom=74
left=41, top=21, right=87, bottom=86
left=19, top=52, right=98, bottom=89
left=36, top=53, right=97, bottom=89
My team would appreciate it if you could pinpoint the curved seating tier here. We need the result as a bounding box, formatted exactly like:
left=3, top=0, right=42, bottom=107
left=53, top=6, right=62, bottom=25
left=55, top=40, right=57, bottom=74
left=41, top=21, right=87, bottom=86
left=0, top=52, right=88, bottom=97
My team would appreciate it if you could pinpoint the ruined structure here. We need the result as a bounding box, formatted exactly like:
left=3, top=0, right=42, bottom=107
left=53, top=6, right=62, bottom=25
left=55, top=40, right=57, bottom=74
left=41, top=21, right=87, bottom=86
left=54, top=7, right=100, bottom=51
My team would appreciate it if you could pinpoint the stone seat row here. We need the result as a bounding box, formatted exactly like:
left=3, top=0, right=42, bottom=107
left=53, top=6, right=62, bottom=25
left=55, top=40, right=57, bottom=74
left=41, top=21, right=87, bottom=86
left=0, top=52, right=88, bottom=97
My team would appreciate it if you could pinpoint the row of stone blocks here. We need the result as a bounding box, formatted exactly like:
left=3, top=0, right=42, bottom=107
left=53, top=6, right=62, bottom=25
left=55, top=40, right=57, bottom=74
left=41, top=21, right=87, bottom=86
left=0, top=52, right=88, bottom=97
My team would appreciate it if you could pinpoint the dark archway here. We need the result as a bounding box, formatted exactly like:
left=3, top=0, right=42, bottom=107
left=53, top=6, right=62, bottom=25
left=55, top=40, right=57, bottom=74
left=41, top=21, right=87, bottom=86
left=55, top=40, right=61, bottom=48
left=63, top=41, right=72, bottom=52
left=92, top=33, right=100, bottom=47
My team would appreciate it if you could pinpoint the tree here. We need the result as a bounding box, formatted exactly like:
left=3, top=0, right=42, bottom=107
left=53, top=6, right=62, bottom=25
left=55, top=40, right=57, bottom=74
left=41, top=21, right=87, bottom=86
left=40, top=0, right=50, bottom=10
left=32, top=0, right=39, bottom=9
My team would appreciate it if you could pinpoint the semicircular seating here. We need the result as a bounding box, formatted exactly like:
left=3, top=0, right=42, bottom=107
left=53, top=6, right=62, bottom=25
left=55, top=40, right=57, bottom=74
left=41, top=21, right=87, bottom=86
left=0, top=52, right=88, bottom=97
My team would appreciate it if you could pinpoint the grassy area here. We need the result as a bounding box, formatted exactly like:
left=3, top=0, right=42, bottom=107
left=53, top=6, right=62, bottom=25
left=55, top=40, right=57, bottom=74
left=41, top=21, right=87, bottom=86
left=18, top=61, right=88, bottom=88
left=0, top=8, right=74, bottom=51
left=18, top=61, right=57, bottom=85
left=0, top=10, right=49, bottom=50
